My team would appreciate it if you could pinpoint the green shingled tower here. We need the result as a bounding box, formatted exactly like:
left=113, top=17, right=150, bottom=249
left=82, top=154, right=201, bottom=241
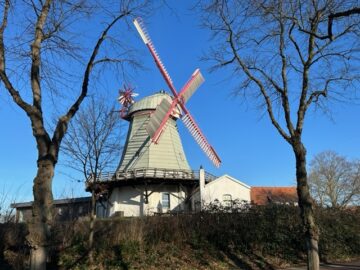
left=117, top=91, right=191, bottom=173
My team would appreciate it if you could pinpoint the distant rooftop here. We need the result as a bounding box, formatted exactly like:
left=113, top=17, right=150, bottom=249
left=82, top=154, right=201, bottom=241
left=11, top=196, right=91, bottom=209
left=251, top=187, right=297, bottom=205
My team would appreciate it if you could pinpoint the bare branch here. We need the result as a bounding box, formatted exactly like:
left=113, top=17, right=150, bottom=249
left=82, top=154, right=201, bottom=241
left=289, top=22, right=305, bottom=65
left=295, top=6, right=360, bottom=41
left=296, top=10, right=319, bottom=135
left=305, top=76, right=355, bottom=108
left=0, top=0, right=9, bottom=34
left=310, top=50, right=352, bottom=68
left=0, top=0, right=34, bottom=115
left=51, top=11, right=130, bottom=161
left=93, top=57, right=134, bottom=66
left=31, top=0, right=52, bottom=110
left=328, top=7, right=360, bottom=41
left=29, top=0, right=41, bottom=19
left=278, top=7, right=295, bottom=137
left=61, top=96, right=122, bottom=181
left=220, top=11, right=291, bottom=143
left=248, top=66, right=283, bottom=94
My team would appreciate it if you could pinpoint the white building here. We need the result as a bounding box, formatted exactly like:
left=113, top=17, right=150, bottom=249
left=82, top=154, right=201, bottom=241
left=192, top=172, right=251, bottom=211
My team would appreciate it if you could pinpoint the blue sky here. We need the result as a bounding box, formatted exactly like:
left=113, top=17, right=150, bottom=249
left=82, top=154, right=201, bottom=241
left=0, top=2, right=359, bottom=204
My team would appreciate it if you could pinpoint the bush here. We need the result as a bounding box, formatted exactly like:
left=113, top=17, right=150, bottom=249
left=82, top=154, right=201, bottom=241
left=0, top=223, right=29, bottom=270
left=1, top=205, right=359, bottom=269
left=317, top=207, right=360, bottom=262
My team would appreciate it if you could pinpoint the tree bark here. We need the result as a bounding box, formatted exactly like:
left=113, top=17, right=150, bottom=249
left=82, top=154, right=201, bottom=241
left=88, top=190, right=96, bottom=268
left=293, top=141, right=319, bottom=270
left=28, top=158, right=54, bottom=270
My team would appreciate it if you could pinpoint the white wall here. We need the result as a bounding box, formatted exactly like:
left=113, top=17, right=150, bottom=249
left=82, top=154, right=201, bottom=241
left=109, top=186, right=142, bottom=217
left=193, top=174, right=251, bottom=209
left=108, top=184, right=187, bottom=217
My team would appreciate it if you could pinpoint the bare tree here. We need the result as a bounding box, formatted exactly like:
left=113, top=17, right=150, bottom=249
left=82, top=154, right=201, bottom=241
left=200, top=1, right=359, bottom=269
left=61, top=96, right=122, bottom=267
left=0, top=186, right=15, bottom=223
left=0, top=0, right=152, bottom=268
left=309, top=151, right=360, bottom=208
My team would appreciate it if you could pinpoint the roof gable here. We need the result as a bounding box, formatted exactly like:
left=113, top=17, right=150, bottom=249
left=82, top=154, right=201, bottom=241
left=206, top=174, right=251, bottom=189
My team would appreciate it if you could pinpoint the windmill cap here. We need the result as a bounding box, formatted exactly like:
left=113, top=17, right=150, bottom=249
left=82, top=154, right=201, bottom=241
left=127, top=91, right=181, bottom=117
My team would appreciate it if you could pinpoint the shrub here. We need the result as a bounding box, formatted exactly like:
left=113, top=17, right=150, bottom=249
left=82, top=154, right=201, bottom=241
left=317, top=207, right=360, bottom=262
left=1, top=205, right=359, bottom=269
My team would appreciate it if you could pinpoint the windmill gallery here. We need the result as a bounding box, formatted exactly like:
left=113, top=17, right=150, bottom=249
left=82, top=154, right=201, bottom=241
left=11, top=18, right=297, bottom=220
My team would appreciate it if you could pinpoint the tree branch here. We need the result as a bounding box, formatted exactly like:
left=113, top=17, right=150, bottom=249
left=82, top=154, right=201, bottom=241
left=328, top=7, right=360, bottom=41
left=93, top=57, right=133, bottom=66
left=278, top=8, right=295, bottom=137
left=296, top=7, right=360, bottom=41
left=220, top=11, right=291, bottom=143
left=248, top=66, right=284, bottom=94
left=296, top=11, right=318, bottom=135
left=51, top=11, right=130, bottom=162
left=288, top=22, right=305, bottom=65
left=305, top=77, right=351, bottom=108
left=0, top=1, right=31, bottom=113
left=31, top=0, right=52, bottom=111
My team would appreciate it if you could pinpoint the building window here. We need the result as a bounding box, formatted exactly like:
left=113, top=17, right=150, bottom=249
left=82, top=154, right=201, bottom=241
left=223, top=194, right=232, bottom=207
left=96, top=205, right=105, bottom=218
left=162, top=193, right=170, bottom=208
left=18, top=210, right=24, bottom=222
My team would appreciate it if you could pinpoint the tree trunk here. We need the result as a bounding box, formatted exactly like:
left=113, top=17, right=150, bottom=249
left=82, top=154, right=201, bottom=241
left=293, top=141, right=319, bottom=270
left=27, top=158, right=54, bottom=270
left=88, top=190, right=96, bottom=268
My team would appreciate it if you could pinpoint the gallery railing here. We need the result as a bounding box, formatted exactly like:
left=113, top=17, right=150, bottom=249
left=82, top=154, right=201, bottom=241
left=86, top=168, right=217, bottom=183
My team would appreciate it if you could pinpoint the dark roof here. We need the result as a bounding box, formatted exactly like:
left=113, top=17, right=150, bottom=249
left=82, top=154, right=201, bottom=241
left=11, top=196, right=91, bottom=209
left=251, top=187, right=297, bottom=205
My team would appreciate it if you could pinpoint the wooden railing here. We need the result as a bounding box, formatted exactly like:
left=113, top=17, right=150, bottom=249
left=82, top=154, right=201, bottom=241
left=87, top=168, right=217, bottom=183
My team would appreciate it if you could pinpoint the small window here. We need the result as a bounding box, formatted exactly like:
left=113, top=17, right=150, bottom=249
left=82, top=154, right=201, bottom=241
left=223, top=194, right=232, bottom=207
left=162, top=193, right=170, bottom=208
left=96, top=205, right=105, bottom=218
left=18, top=210, right=24, bottom=222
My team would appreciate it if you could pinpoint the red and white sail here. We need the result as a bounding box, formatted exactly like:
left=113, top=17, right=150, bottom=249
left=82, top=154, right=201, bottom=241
left=133, top=17, right=221, bottom=168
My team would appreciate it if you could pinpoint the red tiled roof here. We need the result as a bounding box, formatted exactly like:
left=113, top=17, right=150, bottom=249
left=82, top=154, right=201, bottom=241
left=251, top=187, right=298, bottom=205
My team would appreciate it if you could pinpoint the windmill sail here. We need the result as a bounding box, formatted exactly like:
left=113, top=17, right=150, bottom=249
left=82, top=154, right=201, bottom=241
left=146, top=98, right=172, bottom=139
left=181, top=113, right=221, bottom=168
left=178, top=69, right=204, bottom=103
left=147, top=69, right=205, bottom=144
left=133, top=18, right=174, bottom=89
left=133, top=17, right=221, bottom=168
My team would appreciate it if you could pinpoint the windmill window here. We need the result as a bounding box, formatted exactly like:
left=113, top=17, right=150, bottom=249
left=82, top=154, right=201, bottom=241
left=223, top=194, right=232, bottom=207
left=162, top=193, right=170, bottom=208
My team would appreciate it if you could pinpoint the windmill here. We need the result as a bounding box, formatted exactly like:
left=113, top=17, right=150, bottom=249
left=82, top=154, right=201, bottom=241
left=133, top=18, right=221, bottom=168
